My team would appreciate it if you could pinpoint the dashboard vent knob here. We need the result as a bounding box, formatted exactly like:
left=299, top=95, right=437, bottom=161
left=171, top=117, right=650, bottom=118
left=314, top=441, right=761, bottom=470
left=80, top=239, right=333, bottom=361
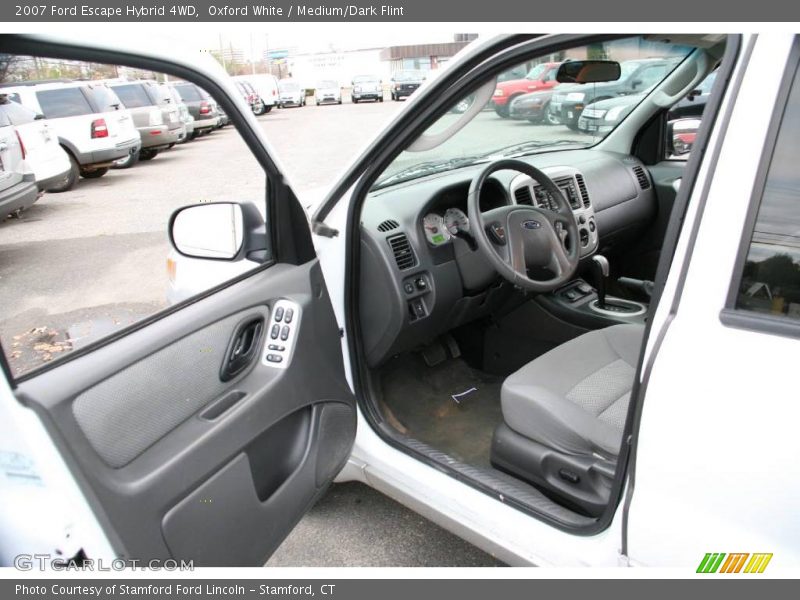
left=575, top=173, right=591, bottom=208
left=513, top=186, right=533, bottom=205
left=387, top=233, right=417, bottom=270
left=377, top=219, right=399, bottom=232
left=632, top=165, right=651, bottom=190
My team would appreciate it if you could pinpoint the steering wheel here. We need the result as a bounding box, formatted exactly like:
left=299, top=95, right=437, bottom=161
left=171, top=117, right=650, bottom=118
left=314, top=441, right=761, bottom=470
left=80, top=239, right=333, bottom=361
left=467, top=159, right=580, bottom=292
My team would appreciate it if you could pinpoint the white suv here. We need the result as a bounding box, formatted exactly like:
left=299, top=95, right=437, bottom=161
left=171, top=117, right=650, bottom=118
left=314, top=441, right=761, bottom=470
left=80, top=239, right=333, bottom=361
left=0, top=109, right=38, bottom=219
left=0, top=81, right=141, bottom=190
left=0, top=96, right=71, bottom=193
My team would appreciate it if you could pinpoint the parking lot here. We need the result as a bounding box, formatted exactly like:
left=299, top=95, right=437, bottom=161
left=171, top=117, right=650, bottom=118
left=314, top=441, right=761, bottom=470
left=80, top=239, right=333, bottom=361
left=0, top=95, right=595, bottom=376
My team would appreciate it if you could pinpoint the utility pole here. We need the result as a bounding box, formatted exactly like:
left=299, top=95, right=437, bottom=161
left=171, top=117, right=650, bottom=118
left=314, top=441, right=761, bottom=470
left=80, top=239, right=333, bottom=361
left=218, top=33, right=227, bottom=73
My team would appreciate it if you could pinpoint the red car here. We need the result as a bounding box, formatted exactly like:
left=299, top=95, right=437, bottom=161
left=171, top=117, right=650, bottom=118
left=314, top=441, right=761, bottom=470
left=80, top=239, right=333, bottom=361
left=492, top=61, right=562, bottom=117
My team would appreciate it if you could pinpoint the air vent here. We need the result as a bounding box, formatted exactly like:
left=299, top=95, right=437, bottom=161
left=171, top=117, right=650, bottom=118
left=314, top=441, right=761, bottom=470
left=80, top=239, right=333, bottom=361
left=575, top=173, right=590, bottom=208
left=514, top=185, right=533, bottom=205
left=632, top=166, right=651, bottom=190
left=387, top=233, right=416, bottom=270
left=377, top=219, right=399, bottom=232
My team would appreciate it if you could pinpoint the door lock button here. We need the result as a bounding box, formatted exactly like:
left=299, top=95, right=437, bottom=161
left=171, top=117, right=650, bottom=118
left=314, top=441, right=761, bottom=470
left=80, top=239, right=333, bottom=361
left=266, top=354, right=283, bottom=363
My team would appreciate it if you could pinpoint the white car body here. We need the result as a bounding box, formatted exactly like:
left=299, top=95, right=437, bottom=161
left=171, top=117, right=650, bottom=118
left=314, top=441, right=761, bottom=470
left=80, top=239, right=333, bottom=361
left=0, top=81, right=141, bottom=172
left=2, top=32, right=799, bottom=570
left=0, top=99, right=70, bottom=191
left=315, top=81, right=342, bottom=105
left=236, top=73, right=280, bottom=109
left=278, top=79, right=305, bottom=108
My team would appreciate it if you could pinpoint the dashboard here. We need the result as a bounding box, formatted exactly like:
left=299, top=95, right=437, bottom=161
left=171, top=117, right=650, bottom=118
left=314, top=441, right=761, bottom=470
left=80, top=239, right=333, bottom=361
left=358, top=149, right=657, bottom=368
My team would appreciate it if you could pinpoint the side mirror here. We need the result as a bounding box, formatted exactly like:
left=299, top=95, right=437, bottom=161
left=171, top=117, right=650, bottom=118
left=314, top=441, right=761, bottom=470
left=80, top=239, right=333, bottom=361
left=35, top=113, right=46, bottom=120
left=556, top=60, right=621, bottom=84
left=667, top=118, right=701, bottom=157
left=168, top=201, right=268, bottom=262
left=686, top=89, right=701, bottom=102
left=630, top=78, right=643, bottom=90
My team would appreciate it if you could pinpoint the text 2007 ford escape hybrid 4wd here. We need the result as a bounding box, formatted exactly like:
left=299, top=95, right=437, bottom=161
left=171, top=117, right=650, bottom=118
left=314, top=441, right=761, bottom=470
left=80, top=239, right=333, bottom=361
left=0, top=33, right=798, bottom=567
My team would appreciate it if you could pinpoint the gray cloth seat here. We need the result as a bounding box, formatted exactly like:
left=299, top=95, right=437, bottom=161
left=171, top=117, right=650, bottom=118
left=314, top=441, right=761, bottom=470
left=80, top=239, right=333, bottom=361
left=500, top=324, right=645, bottom=460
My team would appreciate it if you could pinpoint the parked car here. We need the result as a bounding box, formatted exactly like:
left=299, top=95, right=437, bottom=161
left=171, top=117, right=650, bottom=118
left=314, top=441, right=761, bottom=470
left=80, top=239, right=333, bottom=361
left=508, top=88, right=560, bottom=124
left=235, top=74, right=279, bottom=113
left=550, top=57, right=683, bottom=129
left=164, top=84, right=194, bottom=143
left=0, top=96, right=71, bottom=192
left=315, top=80, right=342, bottom=105
left=0, top=80, right=141, bottom=186
left=107, top=80, right=183, bottom=167
left=7, top=33, right=800, bottom=572
left=390, top=70, right=425, bottom=100
left=492, top=61, right=562, bottom=117
left=171, top=81, right=220, bottom=138
left=577, top=70, right=717, bottom=135
left=234, top=79, right=266, bottom=115
left=277, top=79, right=305, bottom=108
left=351, top=74, right=383, bottom=103
left=577, top=90, right=647, bottom=134
left=0, top=110, right=39, bottom=219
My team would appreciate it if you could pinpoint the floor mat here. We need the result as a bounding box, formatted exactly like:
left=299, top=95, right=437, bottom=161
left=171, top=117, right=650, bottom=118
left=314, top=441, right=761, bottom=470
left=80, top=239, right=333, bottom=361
left=379, top=353, right=504, bottom=467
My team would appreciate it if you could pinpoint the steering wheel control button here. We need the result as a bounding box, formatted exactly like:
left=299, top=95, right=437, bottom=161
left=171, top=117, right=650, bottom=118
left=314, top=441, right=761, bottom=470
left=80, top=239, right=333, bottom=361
left=270, top=324, right=280, bottom=340
left=284, top=308, right=294, bottom=323
left=274, top=307, right=284, bottom=322
left=404, top=281, right=415, bottom=294
left=488, top=222, right=507, bottom=245
left=266, top=354, right=283, bottom=363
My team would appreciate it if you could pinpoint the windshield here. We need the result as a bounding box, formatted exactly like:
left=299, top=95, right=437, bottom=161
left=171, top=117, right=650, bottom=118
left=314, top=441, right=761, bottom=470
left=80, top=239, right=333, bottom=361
left=319, top=80, right=338, bottom=89
left=279, top=81, right=300, bottom=92
left=375, top=36, right=693, bottom=189
left=88, top=84, right=122, bottom=112
left=353, top=75, right=379, bottom=84
left=174, top=83, right=202, bottom=102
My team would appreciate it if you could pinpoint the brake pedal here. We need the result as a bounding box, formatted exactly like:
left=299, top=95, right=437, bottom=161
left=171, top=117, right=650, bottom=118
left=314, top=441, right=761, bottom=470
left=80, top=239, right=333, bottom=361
left=421, top=342, right=447, bottom=367
left=443, top=333, right=461, bottom=359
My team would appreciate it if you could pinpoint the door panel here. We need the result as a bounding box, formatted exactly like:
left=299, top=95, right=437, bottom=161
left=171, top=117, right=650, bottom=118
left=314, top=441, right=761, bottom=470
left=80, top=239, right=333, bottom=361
left=15, top=259, right=356, bottom=566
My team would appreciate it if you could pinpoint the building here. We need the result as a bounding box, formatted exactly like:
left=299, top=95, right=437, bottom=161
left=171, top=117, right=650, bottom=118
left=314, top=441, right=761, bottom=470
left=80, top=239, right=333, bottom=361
left=379, top=38, right=476, bottom=73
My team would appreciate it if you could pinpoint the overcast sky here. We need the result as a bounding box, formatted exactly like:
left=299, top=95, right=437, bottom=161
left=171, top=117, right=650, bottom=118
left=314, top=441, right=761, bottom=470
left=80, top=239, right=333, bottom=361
left=185, top=28, right=479, bottom=58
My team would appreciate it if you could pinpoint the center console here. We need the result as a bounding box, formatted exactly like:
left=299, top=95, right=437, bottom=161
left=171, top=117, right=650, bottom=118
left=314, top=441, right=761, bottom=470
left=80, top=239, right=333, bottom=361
left=537, top=255, right=649, bottom=330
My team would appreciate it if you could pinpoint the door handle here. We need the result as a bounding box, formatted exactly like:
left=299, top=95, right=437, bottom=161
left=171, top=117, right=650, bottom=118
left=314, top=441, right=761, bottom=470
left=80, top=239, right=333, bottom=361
left=220, top=317, right=264, bottom=382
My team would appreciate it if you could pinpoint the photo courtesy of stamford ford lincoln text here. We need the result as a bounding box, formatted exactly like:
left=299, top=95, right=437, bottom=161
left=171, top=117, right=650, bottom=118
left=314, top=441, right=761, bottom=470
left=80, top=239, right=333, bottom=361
left=0, top=0, right=799, bottom=595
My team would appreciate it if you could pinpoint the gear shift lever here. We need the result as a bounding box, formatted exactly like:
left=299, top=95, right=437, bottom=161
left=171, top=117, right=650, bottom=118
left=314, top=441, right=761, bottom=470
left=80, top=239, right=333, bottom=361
left=591, top=255, right=610, bottom=309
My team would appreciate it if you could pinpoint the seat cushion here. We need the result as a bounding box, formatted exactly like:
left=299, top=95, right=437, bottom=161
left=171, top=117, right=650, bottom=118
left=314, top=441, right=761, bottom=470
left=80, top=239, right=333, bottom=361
left=501, top=324, right=645, bottom=459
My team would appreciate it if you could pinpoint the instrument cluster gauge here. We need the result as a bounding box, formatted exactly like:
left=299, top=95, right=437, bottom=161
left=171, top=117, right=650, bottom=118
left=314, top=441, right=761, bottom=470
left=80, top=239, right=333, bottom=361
left=422, top=213, right=451, bottom=246
left=444, top=208, right=470, bottom=236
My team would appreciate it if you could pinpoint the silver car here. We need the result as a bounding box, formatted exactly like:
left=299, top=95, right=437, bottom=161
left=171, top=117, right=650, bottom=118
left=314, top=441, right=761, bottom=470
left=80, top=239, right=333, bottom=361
left=108, top=80, right=183, bottom=166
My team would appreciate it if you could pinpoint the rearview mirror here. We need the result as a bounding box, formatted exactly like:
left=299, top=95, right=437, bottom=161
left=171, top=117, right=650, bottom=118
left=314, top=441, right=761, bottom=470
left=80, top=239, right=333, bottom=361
left=556, top=60, right=621, bottom=84
left=169, top=201, right=269, bottom=262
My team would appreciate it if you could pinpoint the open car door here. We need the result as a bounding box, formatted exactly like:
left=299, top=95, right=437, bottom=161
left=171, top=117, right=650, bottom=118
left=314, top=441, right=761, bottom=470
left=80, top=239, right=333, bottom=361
left=0, top=34, right=356, bottom=566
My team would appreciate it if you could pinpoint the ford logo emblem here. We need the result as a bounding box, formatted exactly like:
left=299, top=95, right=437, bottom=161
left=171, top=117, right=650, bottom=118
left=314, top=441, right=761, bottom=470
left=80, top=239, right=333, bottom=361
left=521, top=220, right=542, bottom=230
